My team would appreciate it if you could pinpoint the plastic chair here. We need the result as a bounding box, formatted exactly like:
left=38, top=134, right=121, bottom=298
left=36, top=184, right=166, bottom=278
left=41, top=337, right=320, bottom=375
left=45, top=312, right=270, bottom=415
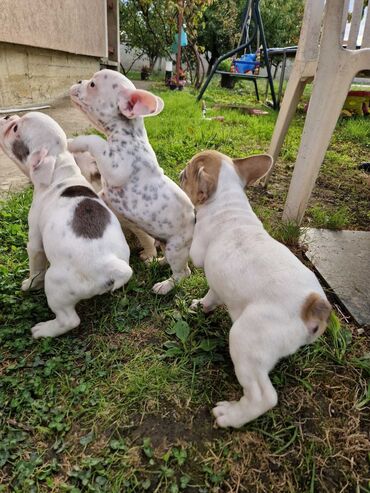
left=264, top=0, right=370, bottom=224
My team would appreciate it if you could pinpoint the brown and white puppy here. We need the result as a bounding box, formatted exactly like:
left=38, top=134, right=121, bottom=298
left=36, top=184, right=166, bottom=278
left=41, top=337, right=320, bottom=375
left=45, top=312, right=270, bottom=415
left=0, top=112, right=132, bottom=338
left=73, top=151, right=157, bottom=261
left=180, top=150, right=331, bottom=428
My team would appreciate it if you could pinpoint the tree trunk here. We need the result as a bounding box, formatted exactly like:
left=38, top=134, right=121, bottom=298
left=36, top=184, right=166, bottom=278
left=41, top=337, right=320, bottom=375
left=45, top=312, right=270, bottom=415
left=190, top=43, right=204, bottom=89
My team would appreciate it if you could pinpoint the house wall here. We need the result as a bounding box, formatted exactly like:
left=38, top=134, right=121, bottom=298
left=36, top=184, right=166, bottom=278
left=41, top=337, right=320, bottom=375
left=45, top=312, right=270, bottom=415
left=0, top=43, right=100, bottom=107
left=0, top=0, right=109, bottom=107
left=0, top=0, right=107, bottom=57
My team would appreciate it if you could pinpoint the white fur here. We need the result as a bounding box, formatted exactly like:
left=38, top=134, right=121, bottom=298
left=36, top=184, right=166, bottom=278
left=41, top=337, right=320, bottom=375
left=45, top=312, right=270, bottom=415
left=0, top=112, right=132, bottom=338
left=187, top=156, right=330, bottom=428
left=68, top=70, right=195, bottom=294
left=73, top=150, right=157, bottom=261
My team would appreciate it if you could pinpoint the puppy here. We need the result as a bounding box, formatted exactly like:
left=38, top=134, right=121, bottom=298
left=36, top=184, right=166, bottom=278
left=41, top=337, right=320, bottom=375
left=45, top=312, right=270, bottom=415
left=180, top=150, right=332, bottom=428
left=68, top=69, right=195, bottom=294
left=0, top=112, right=132, bottom=338
left=73, top=151, right=157, bottom=261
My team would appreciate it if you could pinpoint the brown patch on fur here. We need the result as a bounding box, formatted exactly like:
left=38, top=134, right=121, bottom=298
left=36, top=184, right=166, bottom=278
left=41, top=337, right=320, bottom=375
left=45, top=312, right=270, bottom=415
left=180, top=150, right=224, bottom=205
left=71, top=198, right=110, bottom=239
left=301, top=292, right=332, bottom=336
left=12, top=140, right=29, bottom=162
left=90, top=171, right=101, bottom=182
left=61, top=185, right=98, bottom=199
left=232, top=154, right=273, bottom=186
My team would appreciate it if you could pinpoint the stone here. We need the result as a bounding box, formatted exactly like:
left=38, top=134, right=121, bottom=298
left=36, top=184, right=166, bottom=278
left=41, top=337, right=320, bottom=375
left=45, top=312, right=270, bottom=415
left=301, top=228, right=370, bottom=326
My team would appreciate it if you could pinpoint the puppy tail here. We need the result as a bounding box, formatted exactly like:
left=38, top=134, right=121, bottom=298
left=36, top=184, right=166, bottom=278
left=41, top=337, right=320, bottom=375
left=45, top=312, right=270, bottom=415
left=301, top=292, right=332, bottom=338
left=106, top=257, right=133, bottom=292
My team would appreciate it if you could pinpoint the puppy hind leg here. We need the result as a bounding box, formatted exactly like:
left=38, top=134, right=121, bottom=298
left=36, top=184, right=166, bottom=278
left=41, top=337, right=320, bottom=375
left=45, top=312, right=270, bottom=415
left=31, top=269, right=81, bottom=339
left=152, top=236, right=191, bottom=295
left=22, top=247, right=48, bottom=291
left=213, top=313, right=278, bottom=428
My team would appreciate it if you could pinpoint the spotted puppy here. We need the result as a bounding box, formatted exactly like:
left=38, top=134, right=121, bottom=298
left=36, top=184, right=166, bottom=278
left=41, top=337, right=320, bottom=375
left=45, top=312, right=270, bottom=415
left=180, top=150, right=332, bottom=428
left=0, top=112, right=132, bottom=338
left=74, top=151, right=157, bottom=261
left=68, top=69, right=195, bottom=294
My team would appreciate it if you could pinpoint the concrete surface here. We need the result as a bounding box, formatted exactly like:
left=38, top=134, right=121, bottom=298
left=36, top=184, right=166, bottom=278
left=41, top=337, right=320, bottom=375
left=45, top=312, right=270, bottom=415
left=302, top=228, right=370, bottom=326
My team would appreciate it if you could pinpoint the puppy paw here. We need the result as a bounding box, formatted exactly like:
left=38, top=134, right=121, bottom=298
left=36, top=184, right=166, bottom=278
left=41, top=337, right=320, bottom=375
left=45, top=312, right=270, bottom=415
left=190, top=298, right=214, bottom=313
left=67, top=138, right=75, bottom=151
left=140, top=248, right=157, bottom=263
left=31, top=321, right=57, bottom=339
left=190, top=298, right=202, bottom=311
left=21, top=276, right=44, bottom=291
left=152, top=278, right=175, bottom=295
left=67, top=138, right=86, bottom=153
left=156, top=256, right=168, bottom=266
left=213, top=401, right=246, bottom=428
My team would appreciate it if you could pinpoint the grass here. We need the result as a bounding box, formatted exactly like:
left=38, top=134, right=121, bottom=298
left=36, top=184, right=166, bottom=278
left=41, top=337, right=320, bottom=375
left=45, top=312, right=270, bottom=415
left=0, top=79, right=369, bottom=492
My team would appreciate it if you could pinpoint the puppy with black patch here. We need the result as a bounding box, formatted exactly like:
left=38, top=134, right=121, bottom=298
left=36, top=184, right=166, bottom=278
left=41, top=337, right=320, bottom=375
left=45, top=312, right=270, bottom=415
left=73, top=150, right=157, bottom=261
left=0, top=112, right=132, bottom=338
left=180, top=150, right=332, bottom=428
left=68, top=70, right=195, bottom=295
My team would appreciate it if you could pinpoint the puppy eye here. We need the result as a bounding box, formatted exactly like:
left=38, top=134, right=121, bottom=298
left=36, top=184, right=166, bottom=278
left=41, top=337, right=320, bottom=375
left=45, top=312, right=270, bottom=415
left=78, top=80, right=82, bottom=84
left=90, top=81, right=95, bottom=88
left=13, top=125, right=18, bottom=132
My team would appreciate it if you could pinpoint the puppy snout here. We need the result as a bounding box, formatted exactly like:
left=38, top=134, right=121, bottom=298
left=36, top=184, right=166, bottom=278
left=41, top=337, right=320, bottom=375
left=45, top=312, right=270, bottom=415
left=70, top=84, right=80, bottom=98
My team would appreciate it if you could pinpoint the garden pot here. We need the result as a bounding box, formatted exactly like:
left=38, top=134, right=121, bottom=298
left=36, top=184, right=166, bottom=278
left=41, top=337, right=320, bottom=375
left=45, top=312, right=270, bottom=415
left=141, top=72, right=150, bottom=81
left=220, top=74, right=236, bottom=89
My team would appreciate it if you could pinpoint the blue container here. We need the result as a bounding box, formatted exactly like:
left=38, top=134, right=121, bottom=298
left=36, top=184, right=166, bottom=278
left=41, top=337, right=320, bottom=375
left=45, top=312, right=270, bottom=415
left=234, top=54, right=258, bottom=73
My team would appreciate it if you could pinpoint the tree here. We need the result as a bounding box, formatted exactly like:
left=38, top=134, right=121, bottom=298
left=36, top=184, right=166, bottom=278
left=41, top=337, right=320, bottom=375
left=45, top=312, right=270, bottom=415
left=197, top=0, right=244, bottom=74
left=181, top=0, right=214, bottom=87
left=260, top=0, right=304, bottom=49
left=120, top=0, right=177, bottom=70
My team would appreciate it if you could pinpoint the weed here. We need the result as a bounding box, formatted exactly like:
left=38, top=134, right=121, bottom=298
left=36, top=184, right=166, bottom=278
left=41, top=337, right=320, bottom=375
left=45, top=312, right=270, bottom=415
left=308, top=204, right=352, bottom=229
left=0, top=82, right=369, bottom=492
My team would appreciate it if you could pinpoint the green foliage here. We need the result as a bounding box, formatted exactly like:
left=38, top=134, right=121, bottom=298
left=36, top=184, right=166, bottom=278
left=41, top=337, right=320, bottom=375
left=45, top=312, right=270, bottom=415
left=217, top=58, right=234, bottom=72
left=198, top=0, right=304, bottom=73
left=260, top=0, right=304, bottom=49
left=308, top=204, right=352, bottom=229
left=120, top=0, right=177, bottom=68
left=0, top=83, right=369, bottom=492
left=197, top=0, right=244, bottom=67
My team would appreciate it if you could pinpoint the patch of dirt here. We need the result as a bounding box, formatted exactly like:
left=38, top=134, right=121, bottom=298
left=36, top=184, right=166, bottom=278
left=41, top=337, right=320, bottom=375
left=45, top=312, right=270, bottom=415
left=127, top=406, right=220, bottom=449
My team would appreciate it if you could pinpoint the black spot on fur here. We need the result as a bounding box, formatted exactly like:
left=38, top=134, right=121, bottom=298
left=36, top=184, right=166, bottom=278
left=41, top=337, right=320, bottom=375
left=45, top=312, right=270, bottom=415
left=72, top=198, right=110, bottom=239
left=12, top=140, right=29, bottom=162
left=105, top=279, right=114, bottom=288
left=112, top=84, right=118, bottom=89
left=61, top=185, right=98, bottom=199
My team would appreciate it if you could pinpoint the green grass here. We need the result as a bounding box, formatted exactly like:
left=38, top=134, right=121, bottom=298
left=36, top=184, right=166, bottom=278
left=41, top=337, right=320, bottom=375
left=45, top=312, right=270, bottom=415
left=0, top=81, right=369, bottom=492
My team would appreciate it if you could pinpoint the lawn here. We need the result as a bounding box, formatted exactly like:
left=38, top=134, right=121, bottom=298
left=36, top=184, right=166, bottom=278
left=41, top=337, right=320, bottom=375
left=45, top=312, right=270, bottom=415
left=0, top=79, right=369, bottom=493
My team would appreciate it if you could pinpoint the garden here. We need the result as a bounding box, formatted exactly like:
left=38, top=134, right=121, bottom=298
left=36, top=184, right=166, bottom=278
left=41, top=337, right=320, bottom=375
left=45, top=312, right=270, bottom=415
left=1, top=79, right=369, bottom=492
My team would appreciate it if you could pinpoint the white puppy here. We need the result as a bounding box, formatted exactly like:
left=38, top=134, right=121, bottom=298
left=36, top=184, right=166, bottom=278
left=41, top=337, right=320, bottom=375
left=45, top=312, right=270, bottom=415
left=73, top=151, right=157, bottom=261
left=180, top=150, right=332, bottom=428
left=0, top=112, right=132, bottom=338
left=68, top=69, right=195, bottom=295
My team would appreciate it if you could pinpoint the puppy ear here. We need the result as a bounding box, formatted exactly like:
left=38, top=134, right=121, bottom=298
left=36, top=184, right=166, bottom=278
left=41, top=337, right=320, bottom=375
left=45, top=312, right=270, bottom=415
left=27, top=147, right=56, bottom=187
left=233, top=154, right=273, bottom=186
left=196, top=166, right=217, bottom=204
left=118, top=88, right=164, bottom=119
